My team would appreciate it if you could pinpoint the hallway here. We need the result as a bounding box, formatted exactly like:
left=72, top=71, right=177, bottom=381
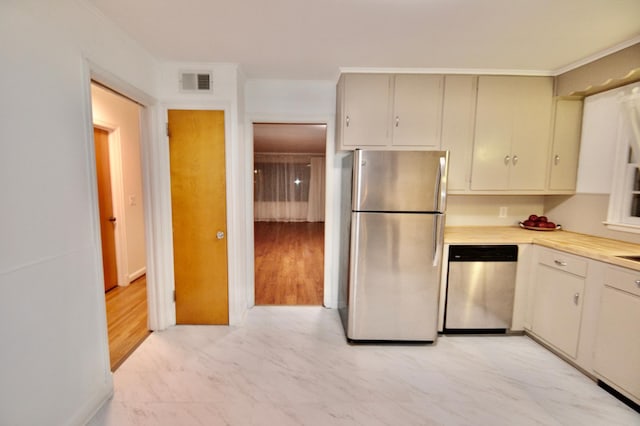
left=105, top=276, right=150, bottom=370
left=254, top=222, right=324, bottom=305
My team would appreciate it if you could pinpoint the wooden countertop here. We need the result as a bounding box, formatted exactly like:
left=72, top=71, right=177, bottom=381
left=445, top=226, right=640, bottom=272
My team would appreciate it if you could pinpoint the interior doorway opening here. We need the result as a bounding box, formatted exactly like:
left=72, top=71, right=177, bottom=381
left=253, top=123, right=327, bottom=305
left=90, top=82, right=150, bottom=370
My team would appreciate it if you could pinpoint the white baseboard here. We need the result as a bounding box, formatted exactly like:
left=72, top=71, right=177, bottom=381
left=69, top=375, right=113, bottom=426
left=128, top=267, right=146, bottom=282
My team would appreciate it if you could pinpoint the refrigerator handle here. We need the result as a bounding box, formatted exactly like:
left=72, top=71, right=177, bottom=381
left=436, top=155, right=448, bottom=212
left=433, top=214, right=445, bottom=267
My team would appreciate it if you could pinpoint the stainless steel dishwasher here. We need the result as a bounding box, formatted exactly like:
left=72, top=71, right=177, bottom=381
left=444, top=245, right=518, bottom=333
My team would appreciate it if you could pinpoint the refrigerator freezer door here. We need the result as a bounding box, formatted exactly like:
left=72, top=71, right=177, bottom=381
left=353, top=150, right=448, bottom=213
left=348, top=212, right=443, bottom=341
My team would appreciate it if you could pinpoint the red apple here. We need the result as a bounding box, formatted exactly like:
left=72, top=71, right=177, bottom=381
left=524, top=220, right=535, bottom=227
left=537, top=216, right=548, bottom=223
left=545, top=222, right=556, bottom=229
left=528, top=214, right=538, bottom=221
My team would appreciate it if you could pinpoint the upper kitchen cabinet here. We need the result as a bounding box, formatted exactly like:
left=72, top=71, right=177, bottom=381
left=337, top=74, right=392, bottom=148
left=441, top=75, right=477, bottom=192
left=471, top=76, right=554, bottom=192
left=391, top=74, right=443, bottom=147
left=336, top=73, right=444, bottom=150
left=546, top=98, right=583, bottom=193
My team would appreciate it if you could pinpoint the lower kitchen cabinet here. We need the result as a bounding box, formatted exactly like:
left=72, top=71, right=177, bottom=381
left=530, top=247, right=587, bottom=359
left=593, top=266, right=640, bottom=405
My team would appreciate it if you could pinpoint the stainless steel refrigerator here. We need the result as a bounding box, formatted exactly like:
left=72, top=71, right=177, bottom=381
left=338, top=149, right=448, bottom=342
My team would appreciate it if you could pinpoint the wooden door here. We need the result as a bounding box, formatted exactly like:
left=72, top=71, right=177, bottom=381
left=169, top=110, right=229, bottom=324
left=94, top=127, right=118, bottom=292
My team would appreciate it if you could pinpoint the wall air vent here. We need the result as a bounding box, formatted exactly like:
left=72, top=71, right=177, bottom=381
left=180, top=71, right=212, bottom=92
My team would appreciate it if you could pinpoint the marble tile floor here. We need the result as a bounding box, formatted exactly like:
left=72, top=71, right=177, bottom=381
left=89, top=306, right=640, bottom=426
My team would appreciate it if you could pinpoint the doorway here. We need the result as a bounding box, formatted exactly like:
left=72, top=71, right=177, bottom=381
left=253, top=123, right=327, bottom=305
left=91, top=82, right=150, bottom=370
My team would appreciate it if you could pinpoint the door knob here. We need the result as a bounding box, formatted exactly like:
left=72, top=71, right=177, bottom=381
left=216, top=231, right=225, bottom=240
left=108, top=216, right=116, bottom=223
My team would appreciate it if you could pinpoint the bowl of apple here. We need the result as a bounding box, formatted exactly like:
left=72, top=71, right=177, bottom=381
left=519, top=215, right=561, bottom=231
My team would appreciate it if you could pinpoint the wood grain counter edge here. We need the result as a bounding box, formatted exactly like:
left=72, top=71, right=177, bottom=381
left=445, top=226, right=640, bottom=272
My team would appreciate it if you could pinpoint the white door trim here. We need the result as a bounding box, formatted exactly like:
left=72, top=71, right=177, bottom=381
left=162, top=102, right=236, bottom=327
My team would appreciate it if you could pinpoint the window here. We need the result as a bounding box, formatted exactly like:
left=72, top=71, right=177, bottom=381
left=606, top=82, right=640, bottom=233
left=254, top=161, right=310, bottom=202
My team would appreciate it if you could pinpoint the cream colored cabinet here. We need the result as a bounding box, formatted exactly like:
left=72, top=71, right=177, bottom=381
left=338, top=74, right=392, bottom=148
left=391, top=74, right=443, bottom=147
left=441, top=75, right=477, bottom=192
left=471, top=76, right=553, bottom=191
left=593, top=266, right=640, bottom=405
left=547, top=98, right=583, bottom=192
left=530, top=248, right=587, bottom=359
left=336, top=73, right=443, bottom=150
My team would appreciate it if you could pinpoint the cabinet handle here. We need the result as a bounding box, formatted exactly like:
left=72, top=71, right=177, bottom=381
left=573, top=292, right=580, bottom=305
left=346, top=115, right=350, bottom=127
left=554, top=260, right=567, bottom=267
left=395, top=116, right=400, bottom=127
left=635, top=279, right=640, bottom=288
left=504, top=155, right=510, bottom=165
left=512, top=155, right=519, bottom=166
left=554, top=155, right=560, bottom=165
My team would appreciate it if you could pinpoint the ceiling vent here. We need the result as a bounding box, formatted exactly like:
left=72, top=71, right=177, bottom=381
left=180, top=71, right=212, bottom=92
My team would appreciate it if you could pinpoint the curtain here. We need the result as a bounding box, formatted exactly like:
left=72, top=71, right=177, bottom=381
left=620, top=85, right=640, bottom=168
left=306, top=156, right=325, bottom=221
left=254, top=154, right=325, bottom=222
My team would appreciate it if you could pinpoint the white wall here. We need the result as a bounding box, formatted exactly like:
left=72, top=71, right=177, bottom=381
left=545, top=194, right=640, bottom=244
left=446, top=195, right=545, bottom=226
left=0, top=1, right=158, bottom=424
left=91, top=84, right=147, bottom=283
left=245, top=79, right=338, bottom=306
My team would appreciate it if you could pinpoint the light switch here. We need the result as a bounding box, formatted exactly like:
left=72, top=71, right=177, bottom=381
left=129, top=195, right=137, bottom=206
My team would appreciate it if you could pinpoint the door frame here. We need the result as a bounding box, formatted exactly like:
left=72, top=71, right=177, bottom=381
left=245, top=114, right=337, bottom=308
left=92, top=121, right=130, bottom=288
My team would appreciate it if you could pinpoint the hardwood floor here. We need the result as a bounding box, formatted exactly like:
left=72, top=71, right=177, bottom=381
left=105, top=275, right=151, bottom=371
left=254, top=221, right=324, bottom=305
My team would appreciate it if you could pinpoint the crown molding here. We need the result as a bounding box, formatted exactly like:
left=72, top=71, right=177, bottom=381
left=552, top=35, right=640, bottom=76
left=338, top=67, right=553, bottom=76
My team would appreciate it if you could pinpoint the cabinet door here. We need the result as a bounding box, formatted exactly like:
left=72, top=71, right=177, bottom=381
left=531, top=264, right=585, bottom=359
left=441, top=75, right=477, bottom=191
left=392, top=74, right=443, bottom=147
left=594, top=286, right=640, bottom=402
left=509, top=77, right=553, bottom=190
left=470, top=76, right=513, bottom=190
left=548, top=99, right=583, bottom=191
left=342, top=74, right=391, bottom=147
left=471, top=76, right=553, bottom=191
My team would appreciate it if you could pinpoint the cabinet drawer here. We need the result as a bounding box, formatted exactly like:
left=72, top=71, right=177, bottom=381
left=605, top=266, right=640, bottom=297
left=538, top=249, right=587, bottom=277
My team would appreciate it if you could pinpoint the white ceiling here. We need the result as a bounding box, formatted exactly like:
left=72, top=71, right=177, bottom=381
left=87, top=0, right=640, bottom=80
left=253, top=123, right=327, bottom=154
